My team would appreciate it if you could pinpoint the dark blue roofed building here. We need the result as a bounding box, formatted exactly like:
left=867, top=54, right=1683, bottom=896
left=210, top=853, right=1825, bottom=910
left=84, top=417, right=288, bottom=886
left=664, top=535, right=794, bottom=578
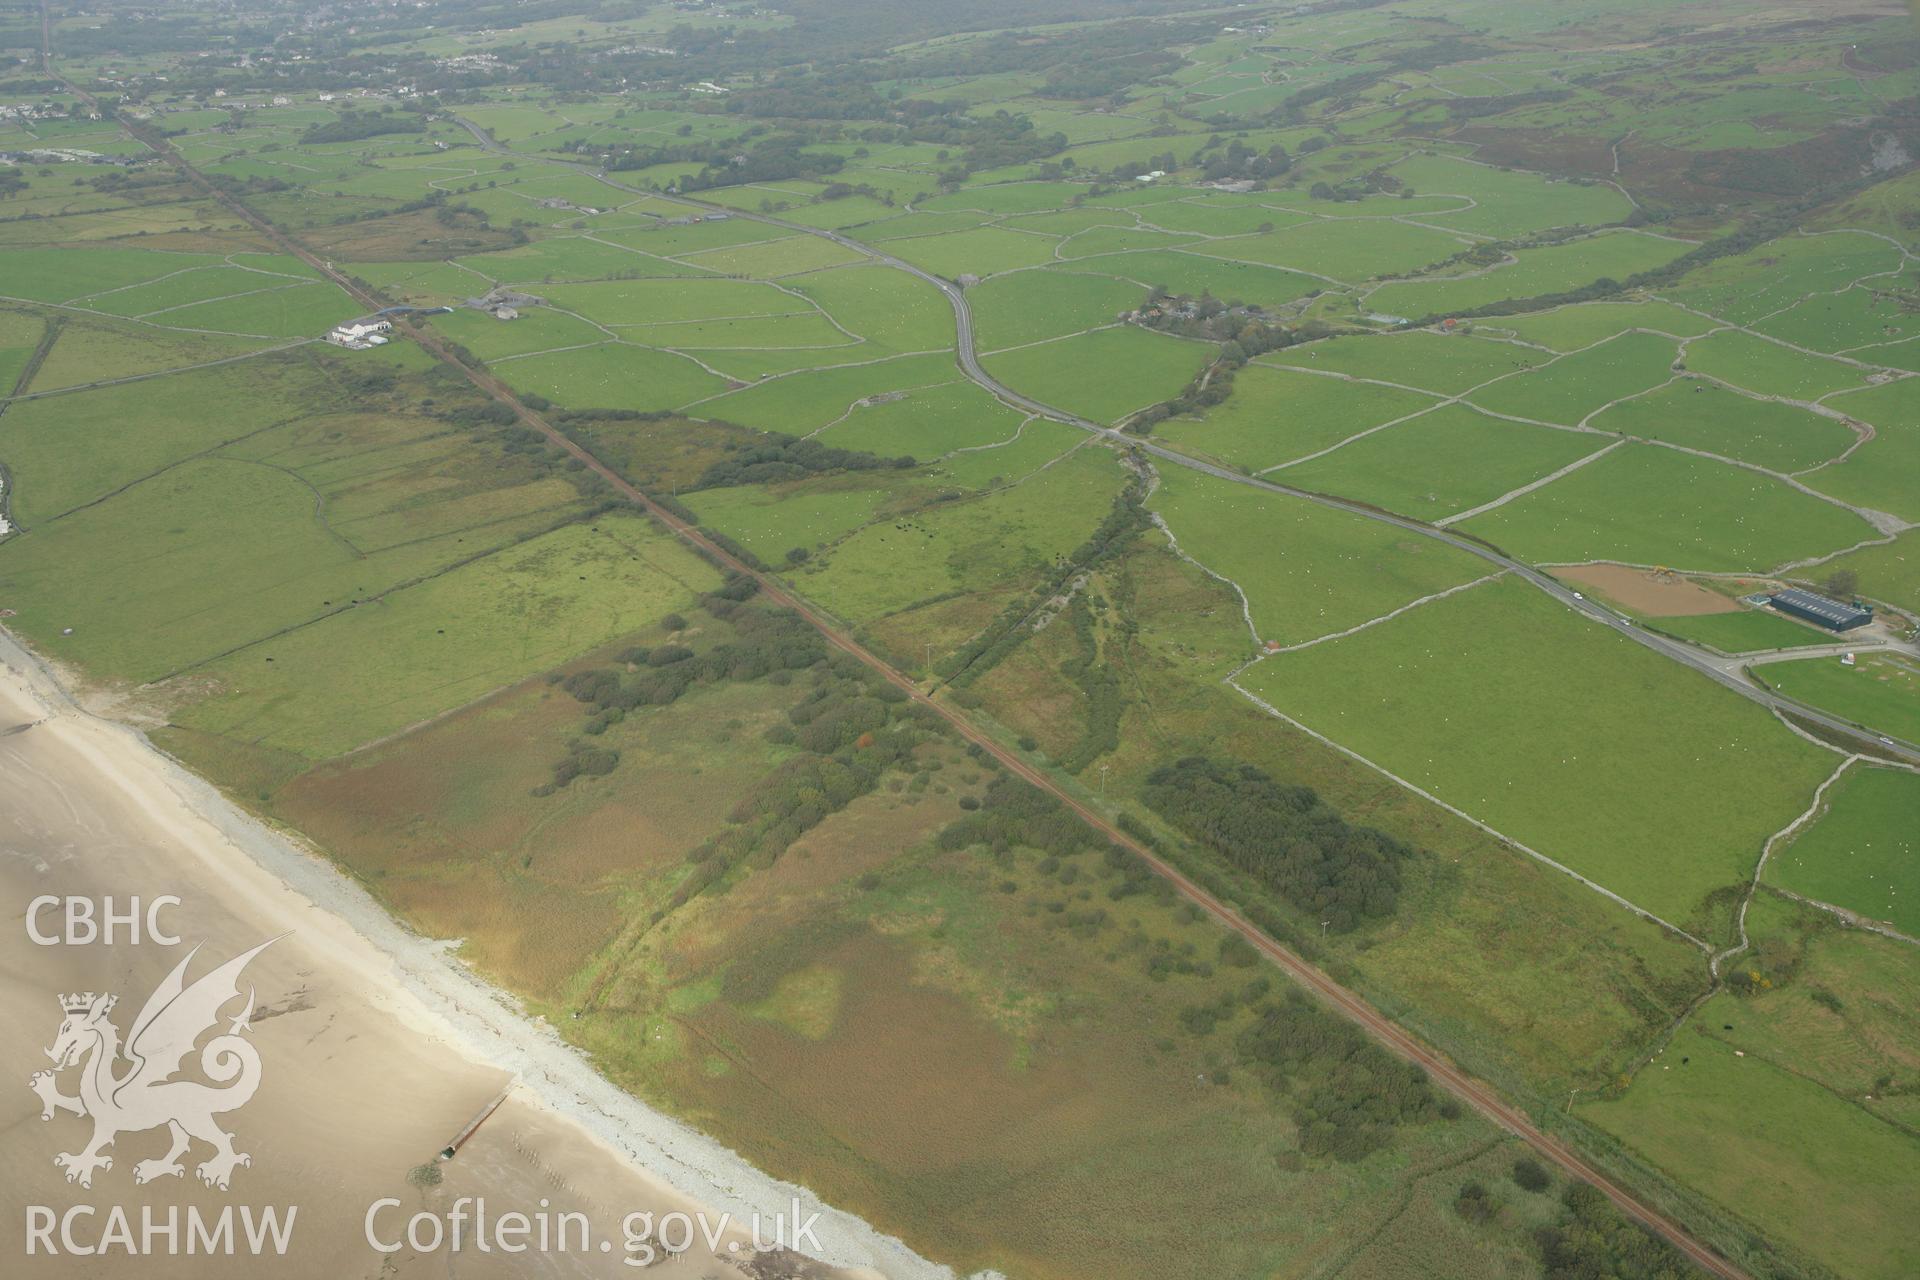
left=1769, top=588, right=1872, bottom=632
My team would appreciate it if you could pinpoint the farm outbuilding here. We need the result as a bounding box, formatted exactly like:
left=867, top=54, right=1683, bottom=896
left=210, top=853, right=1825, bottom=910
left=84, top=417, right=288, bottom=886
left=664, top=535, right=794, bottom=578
left=326, top=320, right=393, bottom=350
left=1769, top=588, right=1871, bottom=632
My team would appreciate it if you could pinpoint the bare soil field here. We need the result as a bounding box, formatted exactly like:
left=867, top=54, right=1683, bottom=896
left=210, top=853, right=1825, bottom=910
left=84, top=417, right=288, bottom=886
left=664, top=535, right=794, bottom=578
left=1555, top=563, right=1741, bottom=617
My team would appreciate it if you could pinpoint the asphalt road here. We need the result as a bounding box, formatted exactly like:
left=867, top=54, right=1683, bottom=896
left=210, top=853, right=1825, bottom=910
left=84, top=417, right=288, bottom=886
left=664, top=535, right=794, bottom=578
left=33, top=80, right=1767, bottom=1276
left=453, top=121, right=1920, bottom=768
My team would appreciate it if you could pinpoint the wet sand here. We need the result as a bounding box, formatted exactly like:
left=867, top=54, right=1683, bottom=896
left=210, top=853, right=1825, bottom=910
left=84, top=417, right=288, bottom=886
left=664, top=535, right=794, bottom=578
left=0, top=631, right=945, bottom=1279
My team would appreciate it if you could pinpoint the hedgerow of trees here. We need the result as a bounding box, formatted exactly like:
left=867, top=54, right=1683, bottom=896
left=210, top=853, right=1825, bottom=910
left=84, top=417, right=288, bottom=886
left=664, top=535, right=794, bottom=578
left=691, top=434, right=913, bottom=490
left=299, top=108, right=426, bottom=144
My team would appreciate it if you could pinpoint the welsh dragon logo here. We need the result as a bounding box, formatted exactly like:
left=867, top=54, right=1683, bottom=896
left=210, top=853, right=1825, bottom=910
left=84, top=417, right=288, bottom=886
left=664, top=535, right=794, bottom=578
left=27, top=937, right=279, bottom=1191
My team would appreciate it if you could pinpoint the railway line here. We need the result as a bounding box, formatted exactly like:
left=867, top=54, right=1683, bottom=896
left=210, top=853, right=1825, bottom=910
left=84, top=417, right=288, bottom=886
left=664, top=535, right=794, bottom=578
left=37, top=33, right=1780, bottom=1273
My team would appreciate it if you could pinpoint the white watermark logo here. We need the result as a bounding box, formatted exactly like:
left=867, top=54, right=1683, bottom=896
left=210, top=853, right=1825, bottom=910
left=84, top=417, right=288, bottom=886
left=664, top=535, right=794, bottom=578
left=26, top=894, right=181, bottom=946
left=27, top=936, right=279, bottom=1192
left=364, top=1197, right=825, bottom=1267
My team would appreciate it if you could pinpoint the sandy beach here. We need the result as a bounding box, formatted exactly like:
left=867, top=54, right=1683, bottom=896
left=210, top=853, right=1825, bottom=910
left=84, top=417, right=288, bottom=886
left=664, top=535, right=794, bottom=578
left=0, top=628, right=952, bottom=1279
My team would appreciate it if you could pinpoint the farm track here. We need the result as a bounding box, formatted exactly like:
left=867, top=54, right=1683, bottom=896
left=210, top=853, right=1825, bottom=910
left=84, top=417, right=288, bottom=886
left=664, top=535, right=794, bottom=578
left=36, top=39, right=1849, bottom=1277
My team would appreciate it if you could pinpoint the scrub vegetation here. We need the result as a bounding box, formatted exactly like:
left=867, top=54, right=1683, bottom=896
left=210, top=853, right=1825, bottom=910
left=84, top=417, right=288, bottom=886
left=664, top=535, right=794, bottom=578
left=7, top=0, right=1920, bottom=1276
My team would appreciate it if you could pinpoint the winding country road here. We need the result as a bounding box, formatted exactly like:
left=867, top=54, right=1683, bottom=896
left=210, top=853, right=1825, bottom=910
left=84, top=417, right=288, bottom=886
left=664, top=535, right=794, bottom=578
left=36, top=35, right=1770, bottom=1273
left=453, top=119, right=1920, bottom=769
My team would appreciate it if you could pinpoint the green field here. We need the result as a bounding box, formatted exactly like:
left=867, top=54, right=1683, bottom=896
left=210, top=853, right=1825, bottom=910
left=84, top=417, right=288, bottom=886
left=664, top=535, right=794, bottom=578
left=815, top=379, right=1028, bottom=459
left=496, top=341, right=731, bottom=412
left=679, top=232, right=867, bottom=277
left=1466, top=330, right=1679, bottom=426
left=0, top=389, right=602, bottom=683
left=969, top=269, right=1144, bottom=350
left=1816, top=529, right=1920, bottom=617
left=1386, top=154, right=1634, bottom=237
left=1194, top=217, right=1467, bottom=283
left=623, top=311, right=855, bottom=351
left=1266, top=331, right=1551, bottom=395
left=1149, top=466, right=1488, bottom=646
left=2, top=247, right=228, bottom=303
left=1057, top=225, right=1201, bottom=260
left=1131, top=199, right=1309, bottom=237
left=1585, top=1017, right=1920, bottom=1280
left=1769, top=764, right=1920, bottom=934
left=1804, top=379, right=1920, bottom=521
left=882, top=226, right=1065, bottom=277
left=983, top=326, right=1215, bottom=423
left=784, top=265, right=956, bottom=354
left=686, top=476, right=910, bottom=562
left=926, top=419, right=1086, bottom=490
left=920, top=180, right=1094, bottom=214
left=1459, top=445, right=1877, bottom=572
left=1063, top=250, right=1323, bottom=311
left=1708, top=888, right=1920, bottom=1129
left=1276, top=405, right=1606, bottom=520
left=0, top=309, right=42, bottom=390
left=79, top=263, right=315, bottom=317
left=1758, top=653, right=1920, bottom=746
left=854, top=210, right=993, bottom=242
left=1366, top=232, right=1692, bottom=318
left=1649, top=608, right=1838, bottom=654
left=1590, top=378, right=1857, bottom=472
left=1667, top=231, right=1907, bottom=325
left=426, top=306, right=610, bottom=360
left=539, top=277, right=798, bottom=325
left=175, top=512, right=719, bottom=757
left=1683, top=330, right=1874, bottom=401
left=600, top=219, right=781, bottom=258
left=1755, top=281, right=1920, bottom=353
left=1490, top=301, right=1718, bottom=351
left=0, top=354, right=339, bottom=526
left=462, top=235, right=713, bottom=283
left=1238, top=575, right=1836, bottom=929
left=1155, top=363, right=1438, bottom=472
left=156, top=280, right=362, bottom=338
left=690, top=352, right=958, bottom=432
left=22, top=313, right=277, bottom=393
left=797, top=444, right=1123, bottom=624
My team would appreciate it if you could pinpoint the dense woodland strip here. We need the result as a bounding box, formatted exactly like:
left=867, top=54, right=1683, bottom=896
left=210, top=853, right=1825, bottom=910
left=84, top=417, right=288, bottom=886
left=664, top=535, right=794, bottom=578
left=1142, top=757, right=1409, bottom=933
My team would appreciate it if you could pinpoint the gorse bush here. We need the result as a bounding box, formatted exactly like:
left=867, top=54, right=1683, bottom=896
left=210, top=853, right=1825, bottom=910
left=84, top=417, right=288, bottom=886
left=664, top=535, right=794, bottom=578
left=1512, top=1157, right=1551, bottom=1193
left=938, top=773, right=1107, bottom=861
left=1537, top=1183, right=1695, bottom=1279
left=1237, top=991, right=1443, bottom=1162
